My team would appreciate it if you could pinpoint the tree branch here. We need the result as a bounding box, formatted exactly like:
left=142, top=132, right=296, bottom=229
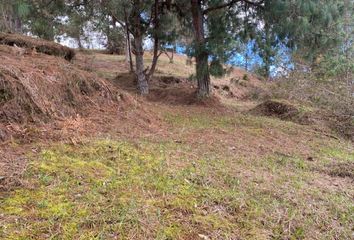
left=203, top=0, right=264, bottom=15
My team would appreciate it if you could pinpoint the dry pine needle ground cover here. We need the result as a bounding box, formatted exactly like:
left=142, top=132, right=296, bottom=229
left=0, top=45, right=353, bottom=240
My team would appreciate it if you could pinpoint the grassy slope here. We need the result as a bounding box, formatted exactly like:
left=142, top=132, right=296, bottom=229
left=0, top=53, right=353, bottom=240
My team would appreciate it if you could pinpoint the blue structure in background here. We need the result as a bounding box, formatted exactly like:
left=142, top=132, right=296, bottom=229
left=171, top=40, right=293, bottom=77
left=227, top=40, right=263, bottom=72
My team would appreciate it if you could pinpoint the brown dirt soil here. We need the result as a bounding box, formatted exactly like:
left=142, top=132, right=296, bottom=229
left=0, top=33, right=75, bottom=61
left=251, top=100, right=299, bottom=117
left=74, top=52, right=127, bottom=78
left=328, top=114, right=354, bottom=141
left=250, top=100, right=354, bottom=140
left=247, top=100, right=354, bottom=141
left=0, top=144, right=28, bottom=191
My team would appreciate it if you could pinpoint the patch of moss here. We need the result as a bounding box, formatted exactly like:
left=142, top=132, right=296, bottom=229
left=193, top=213, right=234, bottom=232
left=157, top=224, right=183, bottom=240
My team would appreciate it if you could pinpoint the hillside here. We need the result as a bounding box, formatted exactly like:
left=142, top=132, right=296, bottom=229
left=0, top=39, right=353, bottom=239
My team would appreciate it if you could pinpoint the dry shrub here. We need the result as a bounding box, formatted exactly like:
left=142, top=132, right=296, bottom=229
left=326, top=162, right=354, bottom=179
left=0, top=33, right=75, bottom=61
left=211, top=67, right=270, bottom=100
left=271, top=71, right=354, bottom=140
left=0, top=45, right=121, bottom=124
left=249, top=100, right=311, bottom=124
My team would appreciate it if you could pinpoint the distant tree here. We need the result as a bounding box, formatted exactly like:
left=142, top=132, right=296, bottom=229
left=251, top=0, right=349, bottom=79
left=22, top=0, right=67, bottom=40
left=63, top=0, right=95, bottom=49
left=0, top=0, right=29, bottom=33
left=314, top=0, right=354, bottom=83
left=170, top=0, right=348, bottom=97
left=172, top=0, right=263, bottom=97
left=100, top=0, right=179, bottom=95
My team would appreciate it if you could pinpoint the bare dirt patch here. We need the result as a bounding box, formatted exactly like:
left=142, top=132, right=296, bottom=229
left=250, top=100, right=354, bottom=141
left=148, top=87, right=223, bottom=108
left=111, top=71, right=225, bottom=108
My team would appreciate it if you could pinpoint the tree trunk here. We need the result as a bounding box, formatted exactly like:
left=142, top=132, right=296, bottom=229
left=13, top=15, right=22, bottom=33
left=146, top=0, right=160, bottom=82
left=171, top=44, right=175, bottom=63
left=124, top=9, right=134, bottom=72
left=1, top=4, right=22, bottom=33
left=77, top=35, right=83, bottom=49
left=191, top=0, right=211, bottom=98
left=125, top=37, right=129, bottom=63
left=147, top=36, right=159, bottom=81
left=134, top=35, right=149, bottom=95
left=131, top=1, right=149, bottom=95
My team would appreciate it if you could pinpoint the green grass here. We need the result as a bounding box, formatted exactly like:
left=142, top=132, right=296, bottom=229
left=0, top=140, right=242, bottom=239
left=164, top=111, right=296, bottom=129
left=320, top=145, right=354, bottom=162
left=1, top=135, right=353, bottom=239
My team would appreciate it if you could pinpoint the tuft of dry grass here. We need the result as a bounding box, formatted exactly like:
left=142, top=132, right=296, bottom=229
left=270, top=71, right=354, bottom=140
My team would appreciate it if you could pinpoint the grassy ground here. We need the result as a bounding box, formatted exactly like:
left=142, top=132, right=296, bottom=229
left=0, top=53, right=353, bottom=240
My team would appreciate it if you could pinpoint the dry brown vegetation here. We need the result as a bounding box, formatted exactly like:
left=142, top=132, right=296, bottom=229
left=0, top=45, right=114, bottom=124
left=0, top=43, right=353, bottom=240
left=0, top=33, right=75, bottom=61
left=270, top=72, right=354, bottom=141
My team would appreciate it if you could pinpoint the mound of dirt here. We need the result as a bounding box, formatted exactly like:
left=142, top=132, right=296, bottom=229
left=155, top=76, right=183, bottom=86
left=212, top=68, right=269, bottom=100
left=0, top=44, right=123, bottom=130
left=250, top=100, right=313, bottom=124
left=251, top=100, right=298, bottom=117
left=327, top=162, right=354, bottom=180
left=111, top=72, right=222, bottom=108
left=0, top=33, right=75, bottom=61
left=148, top=87, right=223, bottom=108
left=328, top=114, right=354, bottom=141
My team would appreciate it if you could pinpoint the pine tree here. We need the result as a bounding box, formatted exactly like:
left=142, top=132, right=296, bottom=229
left=173, top=0, right=263, bottom=97
left=0, top=0, right=29, bottom=33
left=171, top=0, right=348, bottom=97
left=100, top=0, right=179, bottom=95
left=23, top=0, right=67, bottom=40
left=64, top=1, right=95, bottom=49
